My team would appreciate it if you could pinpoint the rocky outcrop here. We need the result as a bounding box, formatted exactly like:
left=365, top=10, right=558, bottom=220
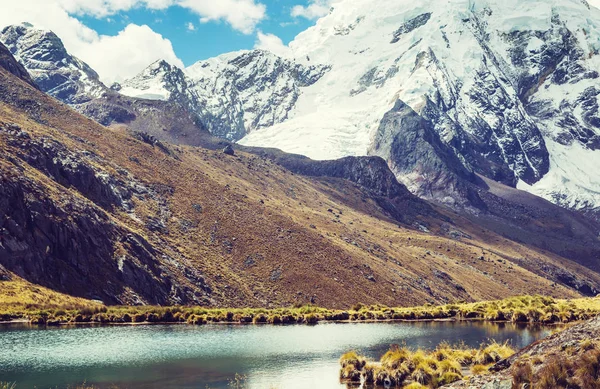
left=0, top=24, right=106, bottom=104
left=0, top=41, right=36, bottom=87
left=371, top=100, right=484, bottom=208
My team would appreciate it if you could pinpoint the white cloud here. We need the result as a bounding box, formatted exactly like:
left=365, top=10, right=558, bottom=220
left=291, top=0, right=332, bottom=20
left=0, top=1, right=182, bottom=83
left=59, top=0, right=267, bottom=33
left=179, top=0, right=266, bottom=35
left=0, top=0, right=268, bottom=82
left=254, top=31, right=290, bottom=58
left=186, top=22, right=196, bottom=31
left=590, top=0, right=600, bottom=9
left=78, top=24, right=184, bottom=83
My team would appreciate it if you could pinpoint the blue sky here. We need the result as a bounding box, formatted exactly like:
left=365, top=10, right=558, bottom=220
left=0, top=0, right=334, bottom=82
left=78, top=2, right=317, bottom=67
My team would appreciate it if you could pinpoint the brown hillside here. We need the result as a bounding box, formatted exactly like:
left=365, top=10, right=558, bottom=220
left=0, top=56, right=599, bottom=309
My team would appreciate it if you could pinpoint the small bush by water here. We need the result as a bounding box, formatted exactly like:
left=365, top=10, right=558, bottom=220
left=339, top=341, right=516, bottom=388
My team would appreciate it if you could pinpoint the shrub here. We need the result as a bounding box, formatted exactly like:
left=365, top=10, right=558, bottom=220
left=475, top=341, right=515, bottom=365
left=471, top=364, right=489, bottom=375
left=381, top=345, right=410, bottom=370
left=339, top=351, right=366, bottom=370
left=511, top=361, right=533, bottom=388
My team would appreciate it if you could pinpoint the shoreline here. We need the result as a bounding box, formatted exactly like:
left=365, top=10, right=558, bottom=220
left=0, top=316, right=570, bottom=328
left=2, top=295, right=598, bottom=328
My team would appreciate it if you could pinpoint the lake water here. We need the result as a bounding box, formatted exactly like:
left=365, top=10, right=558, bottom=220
left=0, top=321, right=552, bottom=389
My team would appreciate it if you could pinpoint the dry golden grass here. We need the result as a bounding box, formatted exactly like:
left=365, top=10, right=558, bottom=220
left=1, top=64, right=600, bottom=310
left=340, top=340, right=517, bottom=388
left=1, top=291, right=598, bottom=326
left=0, top=278, right=103, bottom=321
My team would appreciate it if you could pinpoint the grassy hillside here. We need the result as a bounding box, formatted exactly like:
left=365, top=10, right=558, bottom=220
left=0, top=52, right=599, bottom=308
left=0, top=277, right=101, bottom=321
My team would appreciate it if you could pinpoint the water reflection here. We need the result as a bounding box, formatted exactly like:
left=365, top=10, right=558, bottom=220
left=0, top=321, right=553, bottom=389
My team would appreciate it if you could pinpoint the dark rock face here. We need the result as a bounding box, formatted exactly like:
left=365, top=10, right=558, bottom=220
left=240, top=144, right=436, bottom=224
left=0, top=42, right=36, bottom=88
left=371, top=100, right=484, bottom=208
left=7, top=130, right=134, bottom=211
left=223, top=144, right=235, bottom=156
left=244, top=146, right=415, bottom=199
left=391, top=13, right=432, bottom=43
left=0, top=169, right=171, bottom=305
left=0, top=123, right=212, bottom=305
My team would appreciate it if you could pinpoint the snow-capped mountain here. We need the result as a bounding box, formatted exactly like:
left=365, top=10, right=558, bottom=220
left=235, top=0, right=600, bottom=215
left=3, top=0, right=600, bottom=218
left=113, top=59, right=189, bottom=102
left=0, top=23, right=107, bottom=105
left=118, top=50, right=330, bottom=140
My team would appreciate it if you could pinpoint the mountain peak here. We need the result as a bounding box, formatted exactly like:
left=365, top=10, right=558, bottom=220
left=0, top=23, right=106, bottom=104
left=118, top=58, right=187, bottom=102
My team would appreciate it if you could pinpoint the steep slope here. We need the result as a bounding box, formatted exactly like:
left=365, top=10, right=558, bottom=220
left=2, top=44, right=600, bottom=308
left=235, top=0, right=600, bottom=218
left=0, top=39, right=36, bottom=88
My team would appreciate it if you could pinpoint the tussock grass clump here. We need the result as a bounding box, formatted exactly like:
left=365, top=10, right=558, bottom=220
left=438, top=371, right=462, bottom=385
left=381, top=345, right=411, bottom=370
left=475, top=340, right=515, bottom=365
left=340, top=351, right=366, bottom=370
left=339, top=351, right=365, bottom=382
left=402, top=383, right=427, bottom=389
left=470, top=364, right=490, bottom=375
left=512, top=361, right=534, bottom=387
left=0, top=383, right=16, bottom=389
left=340, top=340, right=516, bottom=388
